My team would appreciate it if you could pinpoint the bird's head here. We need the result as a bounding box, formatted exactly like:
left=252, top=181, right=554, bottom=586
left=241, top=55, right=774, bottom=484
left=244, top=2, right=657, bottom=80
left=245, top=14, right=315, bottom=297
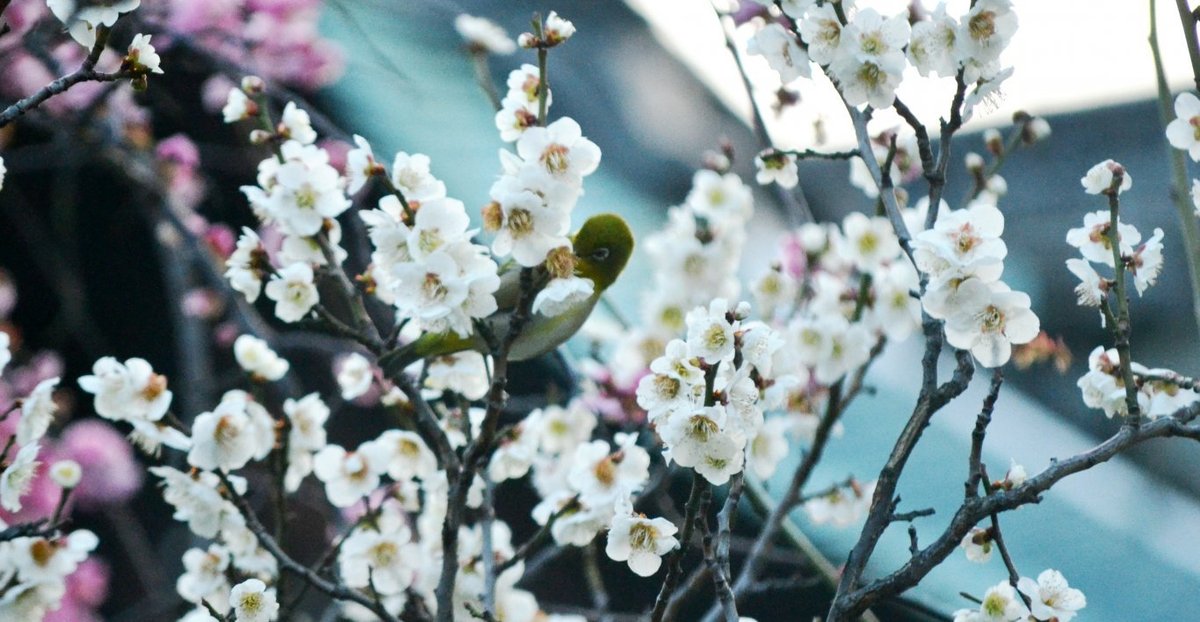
left=572, top=213, right=634, bottom=292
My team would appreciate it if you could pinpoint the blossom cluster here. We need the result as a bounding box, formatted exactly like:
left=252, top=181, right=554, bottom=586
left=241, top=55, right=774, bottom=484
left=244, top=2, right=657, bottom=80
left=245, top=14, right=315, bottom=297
left=0, top=273, right=138, bottom=620
left=1064, top=160, right=1190, bottom=419
left=745, top=0, right=1018, bottom=112
left=952, top=569, right=1086, bottom=622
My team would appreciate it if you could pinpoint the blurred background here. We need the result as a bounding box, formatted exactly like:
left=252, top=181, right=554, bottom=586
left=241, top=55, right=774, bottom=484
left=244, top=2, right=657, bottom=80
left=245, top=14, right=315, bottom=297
left=1, top=0, right=1198, bottom=619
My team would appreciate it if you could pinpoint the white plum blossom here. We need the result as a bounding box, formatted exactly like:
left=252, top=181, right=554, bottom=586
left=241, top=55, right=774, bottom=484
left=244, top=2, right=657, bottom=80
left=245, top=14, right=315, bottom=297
left=126, top=33, right=163, bottom=74
left=364, top=430, right=438, bottom=482
left=805, top=480, right=876, bottom=527
left=605, top=512, right=679, bottom=577
left=78, top=356, right=172, bottom=423
left=455, top=14, right=516, bottom=55
left=800, top=3, right=843, bottom=65
left=48, top=459, right=82, bottom=489
left=387, top=240, right=501, bottom=338
left=746, top=23, right=811, bottom=83
left=1192, top=179, right=1200, bottom=216
left=187, top=391, right=275, bottom=472
left=1129, top=228, right=1165, bottom=295
left=279, top=102, right=317, bottom=145
left=544, top=11, right=576, bottom=45
left=47, top=0, right=140, bottom=49
left=491, top=189, right=571, bottom=266
left=407, top=197, right=472, bottom=261
left=1076, top=346, right=1140, bottom=419
left=264, top=262, right=318, bottom=323
left=748, top=417, right=791, bottom=479
left=528, top=400, right=596, bottom=455
left=390, top=152, right=447, bottom=203
left=568, top=436, right=650, bottom=509
left=1065, top=258, right=1105, bottom=307
left=908, top=6, right=959, bottom=77
left=1016, top=570, right=1086, bottom=622
left=283, top=393, right=330, bottom=491
left=960, top=527, right=993, bottom=563
left=225, top=227, right=267, bottom=302
left=250, top=141, right=349, bottom=236
left=841, top=212, right=900, bottom=271
left=424, top=351, right=490, bottom=400
left=345, top=135, right=382, bottom=194
left=516, top=117, right=601, bottom=186
left=943, top=280, right=1040, bottom=368
left=150, top=466, right=244, bottom=538
left=495, top=64, right=549, bottom=142
left=1080, top=159, right=1132, bottom=195
left=177, top=545, right=232, bottom=609
left=337, top=353, right=374, bottom=400
left=0, top=331, right=9, bottom=372
left=1065, top=210, right=1140, bottom=268
left=338, top=505, right=419, bottom=595
left=686, top=170, right=754, bottom=224
left=313, top=444, right=383, bottom=507
left=754, top=149, right=799, bottom=189
left=913, top=200, right=1007, bottom=295
left=233, top=335, right=289, bottom=381
left=0, top=442, right=40, bottom=512
left=830, top=8, right=911, bottom=109
left=1166, top=92, right=1200, bottom=161
left=224, top=87, right=255, bottom=123
left=685, top=299, right=736, bottom=363
left=230, top=578, right=279, bottom=622
left=17, top=377, right=59, bottom=446
left=956, top=0, right=1019, bottom=70
left=953, top=581, right=1029, bottom=622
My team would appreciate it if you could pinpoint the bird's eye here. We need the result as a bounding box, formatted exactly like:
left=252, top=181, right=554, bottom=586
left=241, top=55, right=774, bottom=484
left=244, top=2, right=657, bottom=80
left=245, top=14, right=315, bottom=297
left=591, top=248, right=610, bottom=261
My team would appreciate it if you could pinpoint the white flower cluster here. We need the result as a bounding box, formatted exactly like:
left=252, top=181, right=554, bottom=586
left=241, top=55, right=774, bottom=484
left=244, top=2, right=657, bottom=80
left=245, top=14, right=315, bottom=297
left=78, top=356, right=188, bottom=454
left=952, top=569, right=1085, bottom=622
left=638, top=299, right=781, bottom=486
left=804, top=479, right=876, bottom=527
left=0, top=357, right=100, bottom=619
left=1076, top=346, right=1198, bottom=419
left=746, top=0, right=1018, bottom=111
left=638, top=169, right=753, bottom=345
left=914, top=197, right=1039, bottom=368
left=357, top=170, right=501, bottom=337
left=1166, top=91, right=1200, bottom=218
left=222, top=89, right=356, bottom=324
left=746, top=212, right=917, bottom=451
left=0, top=529, right=99, bottom=619
left=1065, top=161, right=1164, bottom=306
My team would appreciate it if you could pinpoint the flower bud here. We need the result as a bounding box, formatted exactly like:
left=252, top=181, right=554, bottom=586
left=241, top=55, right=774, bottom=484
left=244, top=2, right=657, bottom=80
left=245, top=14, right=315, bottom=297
left=517, top=32, right=538, bottom=48
left=241, top=75, right=265, bottom=94
left=50, top=459, right=83, bottom=489
left=983, top=128, right=1003, bottom=156
left=249, top=129, right=273, bottom=145
left=964, top=152, right=984, bottom=173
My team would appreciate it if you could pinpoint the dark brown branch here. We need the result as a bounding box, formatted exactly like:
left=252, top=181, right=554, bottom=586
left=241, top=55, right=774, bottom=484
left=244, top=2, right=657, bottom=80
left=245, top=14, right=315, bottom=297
left=0, top=28, right=131, bottom=128
left=830, top=403, right=1200, bottom=619
left=965, top=370, right=1005, bottom=498
left=214, top=471, right=408, bottom=622
left=649, top=473, right=708, bottom=622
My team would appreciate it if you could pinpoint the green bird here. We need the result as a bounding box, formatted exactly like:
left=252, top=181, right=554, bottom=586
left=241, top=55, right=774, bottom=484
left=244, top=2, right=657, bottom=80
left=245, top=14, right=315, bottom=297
left=380, top=213, right=634, bottom=376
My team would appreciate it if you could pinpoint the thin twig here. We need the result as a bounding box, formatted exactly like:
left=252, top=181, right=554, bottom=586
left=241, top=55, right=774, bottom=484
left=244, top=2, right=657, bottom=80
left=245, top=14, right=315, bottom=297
left=830, top=403, right=1200, bottom=619
left=214, top=471, right=405, bottom=622
left=0, top=28, right=132, bottom=128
